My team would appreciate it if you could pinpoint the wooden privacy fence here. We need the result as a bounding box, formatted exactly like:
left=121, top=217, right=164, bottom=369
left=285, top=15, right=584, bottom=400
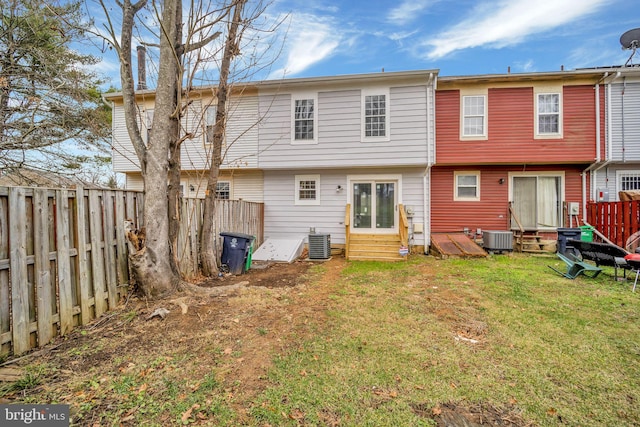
left=0, top=186, right=264, bottom=356
left=176, top=198, right=264, bottom=277
left=0, top=186, right=144, bottom=356
left=586, top=201, right=640, bottom=247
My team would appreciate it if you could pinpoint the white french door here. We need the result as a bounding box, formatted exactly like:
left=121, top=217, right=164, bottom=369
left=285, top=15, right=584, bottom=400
left=351, top=180, right=397, bottom=233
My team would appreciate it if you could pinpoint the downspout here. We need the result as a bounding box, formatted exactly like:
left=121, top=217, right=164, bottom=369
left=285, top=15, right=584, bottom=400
left=424, top=72, right=436, bottom=254
left=581, top=78, right=604, bottom=219
left=622, top=76, right=626, bottom=163
left=583, top=72, right=617, bottom=220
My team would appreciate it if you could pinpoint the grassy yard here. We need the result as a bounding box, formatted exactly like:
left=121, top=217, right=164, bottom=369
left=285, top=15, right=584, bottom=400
left=2, top=253, right=639, bottom=426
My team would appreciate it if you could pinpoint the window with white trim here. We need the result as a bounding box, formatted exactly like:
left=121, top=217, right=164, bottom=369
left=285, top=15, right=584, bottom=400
left=295, top=175, right=320, bottom=205
left=362, top=89, right=390, bottom=141
left=462, top=95, right=486, bottom=137
left=204, top=105, right=216, bottom=145
left=145, top=109, right=154, bottom=144
left=292, top=94, right=317, bottom=143
left=454, top=171, right=480, bottom=201
left=536, top=93, right=561, bottom=136
left=215, top=181, right=230, bottom=199
left=618, top=171, right=640, bottom=191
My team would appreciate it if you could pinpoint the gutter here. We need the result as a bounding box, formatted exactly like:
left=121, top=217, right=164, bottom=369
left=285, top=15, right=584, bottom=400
left=424, top=73, right=436, bottom=254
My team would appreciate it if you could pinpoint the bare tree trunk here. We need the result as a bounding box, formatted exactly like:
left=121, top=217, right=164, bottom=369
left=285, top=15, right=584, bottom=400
left=200, top=0, right=246, bottom=277
left=126, top=0, right=183, bottom=298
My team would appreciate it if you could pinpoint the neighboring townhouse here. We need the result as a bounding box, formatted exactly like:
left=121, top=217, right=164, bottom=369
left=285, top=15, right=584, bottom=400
left=105, top=85, right=264, bottom=203
left=590, top=66, right=640, bottom=201
left=432, top=70, right=607, bottom=251
left=106, top=70, right=438, bottom=260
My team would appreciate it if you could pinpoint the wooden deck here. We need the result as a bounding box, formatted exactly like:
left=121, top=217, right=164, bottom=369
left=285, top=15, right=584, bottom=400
left=430, top=233, right=488, bottom=258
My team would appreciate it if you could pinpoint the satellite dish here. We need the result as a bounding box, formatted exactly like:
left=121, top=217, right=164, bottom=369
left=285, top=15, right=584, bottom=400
left=621, top=28, right=640, bottom=66
left=621, top=28, right=640, bottom=49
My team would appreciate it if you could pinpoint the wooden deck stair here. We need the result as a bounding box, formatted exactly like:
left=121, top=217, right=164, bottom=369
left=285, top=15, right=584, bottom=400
left=347, top=233, right=405, bottom=261
left=514, top=230, right=555, bottom=253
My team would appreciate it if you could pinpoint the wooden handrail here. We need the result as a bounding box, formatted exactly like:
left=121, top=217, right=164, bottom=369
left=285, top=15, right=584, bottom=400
left=509, top=203, right=525, bottom=233
left=344, top=204, right=351, bottom=259
left=399, top=203, right=409, bottom=247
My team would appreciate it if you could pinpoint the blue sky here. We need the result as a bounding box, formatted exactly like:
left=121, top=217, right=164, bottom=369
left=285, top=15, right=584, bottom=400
left=94, top=0, right=638, bottom=87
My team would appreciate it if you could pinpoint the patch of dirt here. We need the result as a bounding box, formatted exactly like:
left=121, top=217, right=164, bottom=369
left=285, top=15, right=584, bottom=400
left=413, top=401, right=534, bottom=427
left=7, top=257, right=344, bottom=422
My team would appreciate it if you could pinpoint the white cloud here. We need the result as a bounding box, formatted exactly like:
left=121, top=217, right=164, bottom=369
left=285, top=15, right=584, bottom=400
left=270, top=13, right=341, bottom=78
left=387, top=0, right=433, bottom=25
left=422, top=0, right=609, bottom=59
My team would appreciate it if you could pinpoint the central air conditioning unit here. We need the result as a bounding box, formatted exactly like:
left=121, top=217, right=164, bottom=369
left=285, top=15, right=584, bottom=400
left=308, top=233, right=331, bottom=259
left=483, top=230, right=513, bottom=252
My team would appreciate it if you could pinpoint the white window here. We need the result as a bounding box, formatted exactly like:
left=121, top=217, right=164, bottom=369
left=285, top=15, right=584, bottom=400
left=204, top=105, right=216, bottom=145
left=145, top=109, right=154, bottom=144
left=295, top=174, right=320, bottom=205
left=536, top=93, right=561, bottom=137
left=362, top=89, right=390, bottom=141
left=462, top=95, right=486, bottom=137
left=454, top=171, right=480, bottom=201
left=618, top=171, right=640, bottom=192
left=215, top=181, right=230, bottom=199
left=292, top=94, right=317, bottom=143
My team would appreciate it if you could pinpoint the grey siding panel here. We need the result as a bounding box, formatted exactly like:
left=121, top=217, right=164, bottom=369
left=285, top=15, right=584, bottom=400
left=258, top=85, right=431, bottom=169
left=592, top=164, right=640, bottom=201
left=610, top=82, right=640, bottom=161
left=181, top=97, right=260, bottom=171
left=262, top=167, right=427, bottom=246
left=112, top=105, right=140, bottom=172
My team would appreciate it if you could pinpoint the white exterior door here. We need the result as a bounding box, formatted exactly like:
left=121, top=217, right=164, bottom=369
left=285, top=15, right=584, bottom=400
left=351, top=180, right=397, bottom=233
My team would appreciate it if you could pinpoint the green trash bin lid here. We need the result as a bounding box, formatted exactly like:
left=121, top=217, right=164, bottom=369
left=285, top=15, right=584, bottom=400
left=580, top=225, right=594, bottom=242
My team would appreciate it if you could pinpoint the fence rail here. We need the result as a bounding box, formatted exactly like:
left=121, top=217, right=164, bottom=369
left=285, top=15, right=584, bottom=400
left=586, top=201, right=640, bottom=248
left=0, top=186, right=263, bottom=356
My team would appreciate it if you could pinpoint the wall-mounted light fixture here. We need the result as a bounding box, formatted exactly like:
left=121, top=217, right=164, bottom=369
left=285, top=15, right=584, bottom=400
left=336, top=185, right=343, bottom=192
left=498, top=178, right=505, bottom=185
left=189, top=185, right=195, bottom=192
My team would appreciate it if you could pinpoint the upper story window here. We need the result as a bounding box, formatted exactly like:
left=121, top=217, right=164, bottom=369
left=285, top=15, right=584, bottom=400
left=144, top=109, right=154, bottom=144
left=205, top=105, right=217, bottom=145
left=216, top=181, right=230, bottom=199
left=535, top=91, right=562, bottom=138
left=292, top=94, right=317, bottom=143
left=454, top=171, right=480, bottom=201
left=295, top=174, right=320, bottom=205
left=362, top=88, right=390, bottom=142
left=462, top=95, right=486, bottom=138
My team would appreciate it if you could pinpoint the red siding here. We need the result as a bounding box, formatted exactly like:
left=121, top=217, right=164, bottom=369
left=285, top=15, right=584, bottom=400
left=436, top=85, right=599, bottom=165
left=431, top=165, right=589, bottom=233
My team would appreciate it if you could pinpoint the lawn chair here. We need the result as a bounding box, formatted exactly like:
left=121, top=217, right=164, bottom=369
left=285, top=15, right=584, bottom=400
left=548, top=252, right=603, bottom=279
left=612, top=254, right=640, bottom=292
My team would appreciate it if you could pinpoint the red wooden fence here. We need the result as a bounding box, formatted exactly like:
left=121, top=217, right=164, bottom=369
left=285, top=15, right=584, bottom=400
left=586, top=201, right=640, bottom=247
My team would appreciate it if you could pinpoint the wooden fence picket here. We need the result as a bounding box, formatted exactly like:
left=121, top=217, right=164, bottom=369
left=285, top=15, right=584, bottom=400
left=0, top=186, right=263, bottom=356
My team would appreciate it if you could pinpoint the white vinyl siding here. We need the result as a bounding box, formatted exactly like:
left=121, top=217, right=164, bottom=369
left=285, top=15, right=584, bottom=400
left=112, top=105, right=142, bottom=172
left=262, top=167, right=427, bottom=247
left=609, top=81, right=640, bottom=161
left=180, top=96, right=259, bottom=170
left=258, top=84, right=432, bottom=169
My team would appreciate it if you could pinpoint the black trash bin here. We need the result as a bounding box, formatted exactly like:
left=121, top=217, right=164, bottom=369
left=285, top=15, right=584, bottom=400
left=220, top=232, right=255, bottom=275
left=557, top=228, right=581, bottom=256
